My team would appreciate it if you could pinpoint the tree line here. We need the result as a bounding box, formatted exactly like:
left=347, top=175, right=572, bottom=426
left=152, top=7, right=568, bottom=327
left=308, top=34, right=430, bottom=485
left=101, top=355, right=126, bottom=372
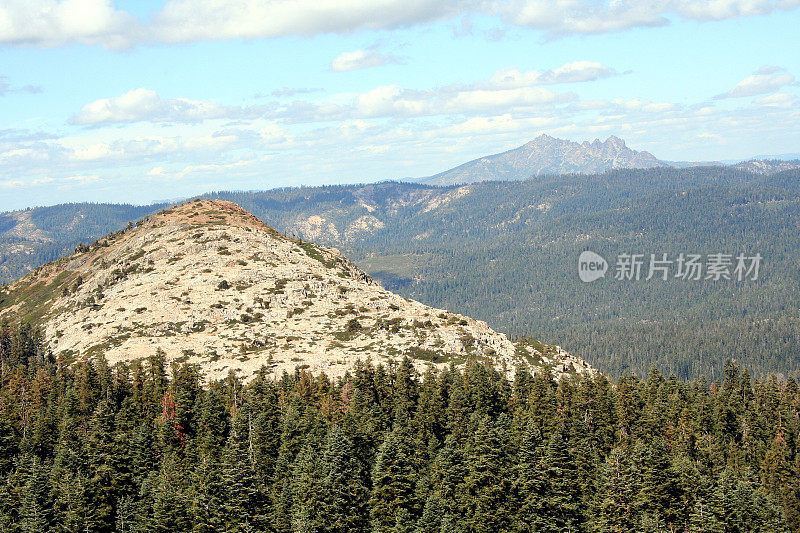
left=1, top=322, right=799, bottom=532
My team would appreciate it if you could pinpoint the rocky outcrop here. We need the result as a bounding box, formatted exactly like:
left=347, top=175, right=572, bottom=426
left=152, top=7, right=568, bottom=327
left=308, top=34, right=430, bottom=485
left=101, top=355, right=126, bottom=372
left=0, top=199, right=593, bottom=381
left=423, top=134, right=667, bottom=185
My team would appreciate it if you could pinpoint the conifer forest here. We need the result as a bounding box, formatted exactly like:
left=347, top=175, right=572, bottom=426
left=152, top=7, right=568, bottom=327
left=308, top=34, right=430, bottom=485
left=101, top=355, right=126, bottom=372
left=1, top=324, right=798, bottom=532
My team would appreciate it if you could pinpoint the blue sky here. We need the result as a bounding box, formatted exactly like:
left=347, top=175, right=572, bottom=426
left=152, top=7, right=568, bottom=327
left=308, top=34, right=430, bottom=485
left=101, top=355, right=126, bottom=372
left=1, top=0, right=799, bottom=211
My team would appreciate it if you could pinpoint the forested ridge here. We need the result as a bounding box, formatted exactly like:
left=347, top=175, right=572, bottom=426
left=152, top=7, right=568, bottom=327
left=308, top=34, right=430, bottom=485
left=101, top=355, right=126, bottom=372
left=2, top=323, right=799, bottom=532
left=206, top=168, right=800, bottom=380
left=2, top=166, right=800, bottom=379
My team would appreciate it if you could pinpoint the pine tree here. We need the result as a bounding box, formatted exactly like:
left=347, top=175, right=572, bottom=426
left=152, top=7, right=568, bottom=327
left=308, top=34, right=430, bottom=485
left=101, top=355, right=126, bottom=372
left=427, top=432, right=468, bottom=521
left=516, top=418, right=546, bottom=532
left=462, top=414, right=514, bottom=533
left=189, top=453, right=226, bottom=533
left=250, top=387, right=281, bottom=489
left=19, top=458, right=53, bottom=533
left=370, top=424, right=421, bottom=533
left=222, top=406, right=267, bottom=532
left=0, top=415, right=18, bottom=474
left=128, top=421, right=157, bottom=487
left=85, top=399, right=126, bottom=530
left=416, top=492, right=445, bottom=533
left=149, top=453, right=192, bottom=533
left=438, top=514, right=465, bottom=533
left=115, top=494, right=142, bottom=533
left=322, top=424, right=369, bottom=533
left=538, top=425, right=585, bottom=533
left=291, top=443, right=324, bottom=533
left=196, top=387, right=229, bottom=459
left=412, top=367, right=445, bottom=446
left=615, top=374, right=643, bottom=443
left=52, top=472, right=100, bottom=533
left=593, top=446, right=636, bottom=532
left=632, top=439, right=684, bottom=532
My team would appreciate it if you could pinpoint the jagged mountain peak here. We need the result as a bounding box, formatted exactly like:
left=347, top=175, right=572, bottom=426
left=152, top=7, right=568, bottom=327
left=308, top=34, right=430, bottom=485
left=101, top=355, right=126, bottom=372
left=0, top=199, right=592, bottom=381
left=526, top=133, right=558, bottom=144
left=603, top=135, right=626, bottom=148
left=423, top=134, right=666, bottom=186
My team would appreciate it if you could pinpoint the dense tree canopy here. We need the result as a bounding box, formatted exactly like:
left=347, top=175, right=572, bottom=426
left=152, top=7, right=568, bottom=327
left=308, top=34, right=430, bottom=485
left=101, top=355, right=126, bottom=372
left=1, top=322, right=798, bottom=532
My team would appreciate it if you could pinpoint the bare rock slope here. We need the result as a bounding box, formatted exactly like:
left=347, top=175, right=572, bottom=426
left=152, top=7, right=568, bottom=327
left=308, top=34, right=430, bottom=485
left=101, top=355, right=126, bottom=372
left=0, top=200, right=592, bottom=381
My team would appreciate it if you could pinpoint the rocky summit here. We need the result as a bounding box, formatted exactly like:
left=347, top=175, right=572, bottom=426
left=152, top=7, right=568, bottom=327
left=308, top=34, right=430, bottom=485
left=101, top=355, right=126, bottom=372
left=422, top=134, right=667, bottom=185
left=0, top=199, right=591, bottom=381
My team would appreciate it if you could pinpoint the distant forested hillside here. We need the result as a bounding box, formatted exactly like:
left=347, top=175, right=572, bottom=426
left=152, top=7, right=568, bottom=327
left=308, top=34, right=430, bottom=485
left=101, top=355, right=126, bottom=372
left=2, top=166, right=799, bottom=379
left=203, top=167, right=800, bottom=380
left=0, top=202, right=167, bottom=283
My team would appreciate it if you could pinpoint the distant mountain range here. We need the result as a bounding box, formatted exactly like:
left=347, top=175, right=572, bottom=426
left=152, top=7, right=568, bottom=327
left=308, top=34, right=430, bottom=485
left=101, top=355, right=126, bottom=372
left=419, top=134, right=800, bottom=185
left=420, top=134, right=667, bottom=185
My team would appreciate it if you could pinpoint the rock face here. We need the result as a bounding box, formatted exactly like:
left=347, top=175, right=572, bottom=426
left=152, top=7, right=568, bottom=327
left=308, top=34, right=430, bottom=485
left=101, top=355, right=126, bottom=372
left=0, top=199, right=593, bottom=381
left=423, top=134, right=667, bottom=185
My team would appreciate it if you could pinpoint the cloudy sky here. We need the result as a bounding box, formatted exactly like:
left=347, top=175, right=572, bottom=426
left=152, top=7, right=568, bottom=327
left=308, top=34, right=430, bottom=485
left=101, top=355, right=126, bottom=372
left=1, top=0, right=799, bottom=210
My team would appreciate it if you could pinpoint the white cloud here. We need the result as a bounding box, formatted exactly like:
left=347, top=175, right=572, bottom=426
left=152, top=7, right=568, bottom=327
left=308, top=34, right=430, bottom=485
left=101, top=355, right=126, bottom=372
left=64, top=135, right=182, bottom=161
left=60, top=174, right=101, bottom=186
left=330, top=49, right=398, bottom=72
left=269, top=87, right=322, bottom=97
left=0, top=173, right=99, bottom=189
left=258, top=123, right=289, bottom=143
left=716, top=66, right=796, bottom=98
left=0, top=0, right=136, bottom=47
left=169, top=160, right=257, bottom=180
left=0, top=0, right=462, bottom=48
left=349, top=82, right=573, bottom=119
left=150, top=0, right=462, bottom=43
left=503, top=0, right=668, bottom=36
left=610, top=98, right=679, bottom=113
left=3, top=0, right=799, bottom=47
left=355, top=144, right=391, bottom=154
left=71, top=88, right=235, bottom=125
left=432, top=114, right=527, bottom=137
left=65, top=66, right=591, bottom=132
left=183, top=133, right=239, bottom=150
left=355, top=86, right=431, bottom=117
left=501, top=0, right=800, bottom=37
left=70, top=143, right=112, bottom=160
left=754, top=92, right=797, bottom=107
left=446, top=86, right=573, bottom=111
left=675, top=0, right=800, bottom=20
left=488, top=61, right=617, bottom=88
